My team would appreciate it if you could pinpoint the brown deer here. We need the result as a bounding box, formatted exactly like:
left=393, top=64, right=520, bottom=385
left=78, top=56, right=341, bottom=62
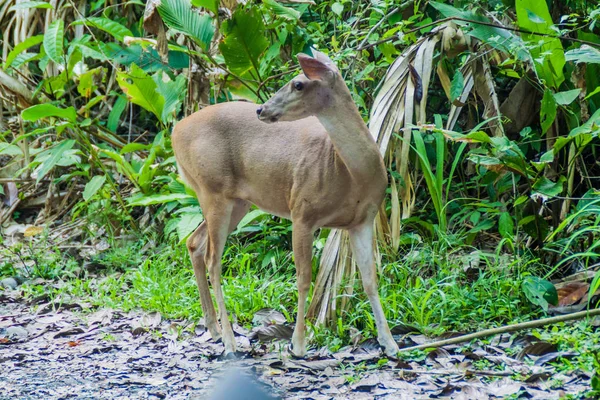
left=172, top=50, right=399, bottom=358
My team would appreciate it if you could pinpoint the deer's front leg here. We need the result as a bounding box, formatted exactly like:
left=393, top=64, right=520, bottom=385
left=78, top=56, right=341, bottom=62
left=290, top=222, right=315, bottom=357
left=349, top=222, right=399, bottom=358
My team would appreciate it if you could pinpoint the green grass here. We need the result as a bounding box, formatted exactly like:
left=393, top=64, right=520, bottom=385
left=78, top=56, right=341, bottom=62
left=3, top=231, right=537, bottom=340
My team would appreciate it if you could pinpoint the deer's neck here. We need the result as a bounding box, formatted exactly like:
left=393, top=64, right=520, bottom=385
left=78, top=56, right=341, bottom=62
left=317, top=91, right=383, bottom=182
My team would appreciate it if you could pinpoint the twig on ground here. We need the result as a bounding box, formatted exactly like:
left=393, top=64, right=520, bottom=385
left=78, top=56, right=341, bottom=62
left=394, top=368, right=513, bottom=377
left=399, top=308, right=600, bottom=352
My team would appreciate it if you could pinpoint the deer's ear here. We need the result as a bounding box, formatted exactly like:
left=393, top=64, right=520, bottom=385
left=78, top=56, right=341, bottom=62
left=297, top=53, right=335, bottom=81
left=311, top=50, right=339, bottom=74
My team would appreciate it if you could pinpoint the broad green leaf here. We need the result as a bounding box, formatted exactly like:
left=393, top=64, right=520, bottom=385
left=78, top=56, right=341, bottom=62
left=120, top=142, right=150, bottom=154
left=108, top=96, right=127, bottom=132
left=153, top=71, right=186, bottom=123
left=540, top=89, right=556, bottom=134
left=263, top=0, right=301, bottom=20
left=565, top=45, right=600, bottom=64
left=515, top=0, right=565, bottom=88
left=584, top=86, right=600, bottom=100
left=36, top=140, right=76, bottom=183
left=21, top=103, right=77, bottom=122
left=83, top=175, right=106, bottom=201
left=9, top=1, right=53, bottom=11
left=522, top=276, right=558, bottom=311
left=498, top=212, right=514, bottom=239
left=71, top=18, right=133, bottom=42
left=158, top=0, right=214, bottom=51
left=443, top=130, right=492, bottom=144
left=331, top=2, right=343, bottom=16
left=117, top=63, right=165, bottom=122
left=219, top=9, right=268, bottom=77
left=0, top=143, right=23, bottom=156
left=176, top=213, right=204, bottom=242
left=532, top=176, right=564, bottom=197
left=526, top=9, right=546, bottom=24
left=191, top=0, right=218, bottom=14
left=4, top=35, right=43, bottom=69
left=43, top=20, right=64, bottom=64
left=553, top=89, right=581, bottom=105
left=233, top=209, right=268, bottom=234
left=77, top=67, right=103, bottom=97
left=539, top=150, right=554, bottom=163
left=450, top=70, right=464, bottom=102
left=128, top=192, right=191, bottom=206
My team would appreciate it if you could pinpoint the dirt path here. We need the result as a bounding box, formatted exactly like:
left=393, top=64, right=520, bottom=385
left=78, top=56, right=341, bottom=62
left=0, top=290, right=592, bottom=399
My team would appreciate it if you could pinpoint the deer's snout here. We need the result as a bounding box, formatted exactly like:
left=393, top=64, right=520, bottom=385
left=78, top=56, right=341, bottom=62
left=256, top=107, right=263, bottom=117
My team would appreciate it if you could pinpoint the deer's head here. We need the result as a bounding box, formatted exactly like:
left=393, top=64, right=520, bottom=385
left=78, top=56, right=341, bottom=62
left=257, top=51, right=341, bottom=123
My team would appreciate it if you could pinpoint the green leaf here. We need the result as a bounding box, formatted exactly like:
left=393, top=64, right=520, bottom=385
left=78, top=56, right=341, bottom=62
left=71, top=17, right=133, bottom=42
left=539, top=150, right=554, bottom=163
left=263, top=0, right=301, bottom=20
left=532, top=176, right=564, bottom=197
left=515, top=0, right=565, bottom=88
left=4, top=35, right=43, bottom=69
left=219, top=9, right=268, bottom=77
left=514, top=195, right=528, bottom=206
left=176, top=213, right=204, bottom=242
left=553, top=89, right=581, bottom=105
left=158, top=0, right=214, bottom=51
left=117, top=63, right=165, bottom=122
left=120, top=142, right=150, bottom=154
left=498, top=212, right=514, bottom=239
left=233, top=209, right=268, bottom=234
left=77, top=67, right=102, bottom=97
left=526, top=9, right=546, bottom=24
left=43, top=19, right=64, bottom=64
left=450, top=70, right=464, bottom=102
left=128, top=192, right=191, bottom=206
left=430, top=1, right=517, bottom=53
left=153, top=71, right=186, bottom=123
left=0, top=143, right=23, bottom=156
left=36, top=140, right=76, bottom=183
left=9, top=1, right=53, bottom=11
left=191, top=0, right=218, bottom=14
left=83, top=175, right=106, bottom=201
left=540, top=89, right=557, bottom=134
left=108, top=96, right=127, bottom=132
left=331, top=2, right=343, bottom=16
left=590, top=269, right=600, bottom=306
left=565, top=45, right=600, bottom=64
left=21, top=103, right=77, bottom=123
left=522, top=276, right=558, bottom=311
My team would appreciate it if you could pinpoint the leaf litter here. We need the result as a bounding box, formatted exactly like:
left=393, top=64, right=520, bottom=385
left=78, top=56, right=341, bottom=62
left=0, top=292, right=594, bottom=399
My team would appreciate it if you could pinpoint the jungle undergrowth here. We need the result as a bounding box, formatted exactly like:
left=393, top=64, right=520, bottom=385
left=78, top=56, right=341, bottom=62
left=2, top=231, right=598, bottom=378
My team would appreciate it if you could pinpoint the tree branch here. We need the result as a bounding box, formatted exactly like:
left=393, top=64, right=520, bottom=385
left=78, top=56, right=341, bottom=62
left=399, top=308, right=600, bottom=353
left=357, top=16, right=600, bottom=51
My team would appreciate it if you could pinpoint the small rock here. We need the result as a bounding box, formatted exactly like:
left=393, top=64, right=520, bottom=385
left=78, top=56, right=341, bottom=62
left=6, top=326, right=28, bottom=339
left=1, top=278, right=18, bottom=290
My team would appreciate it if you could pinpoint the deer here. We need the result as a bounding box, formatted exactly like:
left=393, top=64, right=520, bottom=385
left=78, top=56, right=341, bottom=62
left=171, top=50, right=399, bottom=358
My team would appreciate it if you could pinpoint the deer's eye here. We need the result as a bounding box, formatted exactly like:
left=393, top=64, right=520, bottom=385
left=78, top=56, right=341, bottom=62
left=293, top=81, right=304, bottom=91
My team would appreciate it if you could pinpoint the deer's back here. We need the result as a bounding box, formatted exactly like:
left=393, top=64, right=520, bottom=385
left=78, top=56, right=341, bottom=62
left=172, top=102, right=379, bottom=227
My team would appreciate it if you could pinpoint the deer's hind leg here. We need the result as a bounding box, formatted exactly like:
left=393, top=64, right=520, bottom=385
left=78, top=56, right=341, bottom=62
left=186, top=199, right=250, bottom=347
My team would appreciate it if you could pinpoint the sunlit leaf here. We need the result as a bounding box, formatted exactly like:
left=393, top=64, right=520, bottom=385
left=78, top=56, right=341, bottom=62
left=83, top=175, right=106, bottom=201
left=43, top=20, right=64, bottom=64
left=219, top=9, right=268, bottom=77
left=22, top=104, right=77, bottom=123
